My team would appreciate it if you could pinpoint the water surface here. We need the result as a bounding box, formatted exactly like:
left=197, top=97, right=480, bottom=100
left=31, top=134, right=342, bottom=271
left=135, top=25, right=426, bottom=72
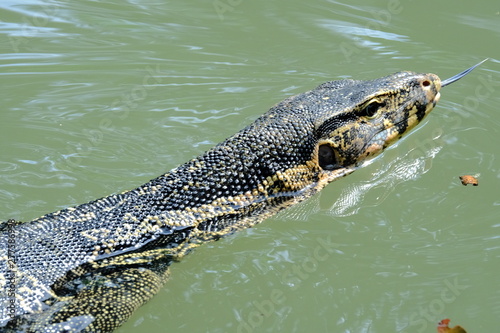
left=1, top=1, right=499, bottom=332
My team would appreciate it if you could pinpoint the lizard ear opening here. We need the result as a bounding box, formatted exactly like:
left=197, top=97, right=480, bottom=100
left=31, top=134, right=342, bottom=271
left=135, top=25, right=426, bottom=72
left=318, top=144, right=340, bottom=170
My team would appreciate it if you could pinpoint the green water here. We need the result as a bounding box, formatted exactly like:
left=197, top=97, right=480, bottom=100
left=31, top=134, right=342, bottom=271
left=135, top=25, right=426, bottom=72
left=1, top=1, right=499, bottom=332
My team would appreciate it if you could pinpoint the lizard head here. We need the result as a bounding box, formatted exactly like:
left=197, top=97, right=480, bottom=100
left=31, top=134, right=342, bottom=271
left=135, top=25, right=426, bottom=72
left=311, top=60, right=486, bottom=176
left=313, top=70, right=441, bottom=172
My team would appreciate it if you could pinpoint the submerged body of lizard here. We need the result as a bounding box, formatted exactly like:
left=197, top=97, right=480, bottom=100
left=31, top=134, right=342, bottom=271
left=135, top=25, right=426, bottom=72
left=0, top=62, right=484, bottom=332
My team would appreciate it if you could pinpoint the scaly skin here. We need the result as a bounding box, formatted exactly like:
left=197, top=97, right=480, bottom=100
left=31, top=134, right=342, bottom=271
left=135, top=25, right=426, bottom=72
left=1, top=70, right=441, bottom=332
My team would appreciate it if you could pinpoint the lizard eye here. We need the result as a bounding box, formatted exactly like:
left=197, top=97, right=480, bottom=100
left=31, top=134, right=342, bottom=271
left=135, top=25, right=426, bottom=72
left=360, top=100, right=385, bottom=118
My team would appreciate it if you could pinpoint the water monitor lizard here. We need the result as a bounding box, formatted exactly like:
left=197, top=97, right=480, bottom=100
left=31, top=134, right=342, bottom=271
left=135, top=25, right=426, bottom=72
left=0, top=61, right=486, bottom=332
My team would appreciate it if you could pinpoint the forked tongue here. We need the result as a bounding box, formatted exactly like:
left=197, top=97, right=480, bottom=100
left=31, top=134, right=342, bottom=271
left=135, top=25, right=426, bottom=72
left=441, top=58, right=489, bottom=87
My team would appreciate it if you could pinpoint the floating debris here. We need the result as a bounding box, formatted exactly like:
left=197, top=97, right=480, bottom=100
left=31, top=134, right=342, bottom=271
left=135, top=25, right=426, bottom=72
left=437, top=318, right=467, bottom=333
left=459, top=174, right=479, bottom=186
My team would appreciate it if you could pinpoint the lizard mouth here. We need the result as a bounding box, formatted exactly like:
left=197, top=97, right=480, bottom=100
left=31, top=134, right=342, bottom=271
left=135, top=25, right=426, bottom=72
left=433, top=91, right=441, bottom=105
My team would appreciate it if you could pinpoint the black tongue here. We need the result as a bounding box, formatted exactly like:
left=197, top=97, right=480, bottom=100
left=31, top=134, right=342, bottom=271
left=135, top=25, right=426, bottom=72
left=441, top=58, right=489, bottom=87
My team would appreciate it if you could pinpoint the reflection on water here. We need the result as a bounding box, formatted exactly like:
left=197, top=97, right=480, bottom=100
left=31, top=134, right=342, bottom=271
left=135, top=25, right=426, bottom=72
left=327, top=141, right=442, bottom=217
